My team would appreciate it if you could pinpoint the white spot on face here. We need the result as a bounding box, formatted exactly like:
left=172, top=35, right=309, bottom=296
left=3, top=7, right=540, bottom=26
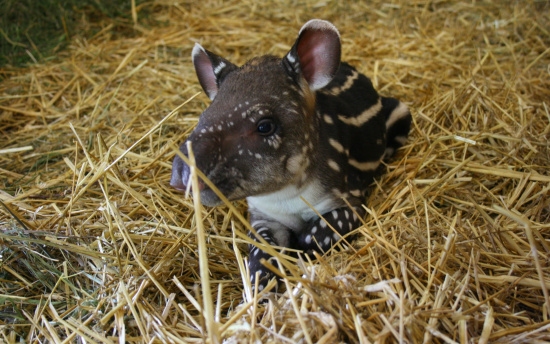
left=327, top=159, right=340, bottom=172
left=286, top=154, right=304, bottom=174
left=267, top=135, right=282, bottom=149
left=287, top=108, right=300, bottom=115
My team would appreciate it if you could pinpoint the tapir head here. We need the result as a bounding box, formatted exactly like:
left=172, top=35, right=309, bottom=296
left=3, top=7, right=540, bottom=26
left=170, top=20, right=341, bottom=206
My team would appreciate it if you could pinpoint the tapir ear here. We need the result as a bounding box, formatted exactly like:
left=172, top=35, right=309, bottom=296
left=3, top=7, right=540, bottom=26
left=284, top=19, right=341, bottom=91
left=192, top=43, right=238, bottom=100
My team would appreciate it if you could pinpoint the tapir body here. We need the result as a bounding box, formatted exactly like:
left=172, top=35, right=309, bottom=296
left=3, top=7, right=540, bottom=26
left=171, top=20, right=411, bottom=291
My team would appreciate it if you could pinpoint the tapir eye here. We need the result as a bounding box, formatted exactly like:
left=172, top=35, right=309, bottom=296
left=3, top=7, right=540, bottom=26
left=256, top=119, right=276, bottom=136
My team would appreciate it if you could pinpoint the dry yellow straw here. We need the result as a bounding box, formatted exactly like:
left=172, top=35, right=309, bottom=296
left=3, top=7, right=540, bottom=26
left=187, top=140, right=220, bottom=342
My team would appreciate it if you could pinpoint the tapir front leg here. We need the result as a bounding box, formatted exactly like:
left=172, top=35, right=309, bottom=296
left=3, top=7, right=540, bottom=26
left=297, top=205, right=366, bottom=255
left=247, top=217, right=293, bottom=292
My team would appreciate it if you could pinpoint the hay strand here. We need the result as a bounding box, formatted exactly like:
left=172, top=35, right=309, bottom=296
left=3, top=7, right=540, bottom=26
left=188, top=141, right=220, bottom=343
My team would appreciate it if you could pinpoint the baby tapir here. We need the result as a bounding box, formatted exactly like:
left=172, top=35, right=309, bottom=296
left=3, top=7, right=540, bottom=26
left=171, top=19, right=411, bottom=291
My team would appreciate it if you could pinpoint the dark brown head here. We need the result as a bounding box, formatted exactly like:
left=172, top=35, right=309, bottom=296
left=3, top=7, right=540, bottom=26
left=170, top=20, right=341, bottom=206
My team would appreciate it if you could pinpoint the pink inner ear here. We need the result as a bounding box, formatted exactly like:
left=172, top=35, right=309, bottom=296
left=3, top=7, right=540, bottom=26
left=296, top=29, right=341, bottom=90
left=192, top=44, right=218, bottom=100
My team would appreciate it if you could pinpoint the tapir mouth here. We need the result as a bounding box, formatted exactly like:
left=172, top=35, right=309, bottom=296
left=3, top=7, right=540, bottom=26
left=170, top=176, right=206, bottom=193
left=170, top=155, right=240, bottom=206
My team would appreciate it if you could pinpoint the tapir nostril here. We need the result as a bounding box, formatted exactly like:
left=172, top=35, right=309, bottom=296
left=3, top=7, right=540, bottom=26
left=170, top=155, right=188, bottom=192
left=170, top=170, right=187, bottom=192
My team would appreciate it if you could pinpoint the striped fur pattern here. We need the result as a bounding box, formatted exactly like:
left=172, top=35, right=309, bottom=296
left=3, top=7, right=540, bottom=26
left=170, top=20, right=411, bottom=292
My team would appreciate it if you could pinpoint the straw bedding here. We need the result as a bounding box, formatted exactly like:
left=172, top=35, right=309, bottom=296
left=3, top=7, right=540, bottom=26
left=1, top=0, right=549, bottom=342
